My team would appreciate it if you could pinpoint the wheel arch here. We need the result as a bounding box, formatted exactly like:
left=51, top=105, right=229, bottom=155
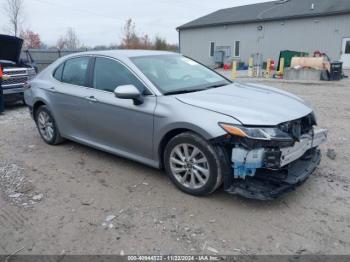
left=157, top=125, right=213, bottom=169
left=32, top=100, right=47, bottom=120
left=32, top=99, right=65, bottom=145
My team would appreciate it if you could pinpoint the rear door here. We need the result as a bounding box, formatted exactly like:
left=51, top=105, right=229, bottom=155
left=49, top=56, right=92, bottom=140
left=84, top=56, right=156, bottom=163
left=341, top=38, right=350, bottom=69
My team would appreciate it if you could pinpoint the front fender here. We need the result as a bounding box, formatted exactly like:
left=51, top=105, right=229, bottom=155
left=153, top=96, right=240, bottom=165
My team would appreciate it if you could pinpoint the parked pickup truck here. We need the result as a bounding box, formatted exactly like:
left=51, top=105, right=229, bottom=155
left=0, top=34, right=36, bottom=103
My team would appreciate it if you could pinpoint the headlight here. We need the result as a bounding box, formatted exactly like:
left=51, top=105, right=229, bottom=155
left=219, top=123, right=293, bottom=141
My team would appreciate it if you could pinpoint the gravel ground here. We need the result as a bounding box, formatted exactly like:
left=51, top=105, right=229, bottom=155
left=0, top=79, right=349, bottom=256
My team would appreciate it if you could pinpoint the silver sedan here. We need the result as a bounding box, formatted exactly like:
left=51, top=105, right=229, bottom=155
left=24, top=50, right=327, bottom=200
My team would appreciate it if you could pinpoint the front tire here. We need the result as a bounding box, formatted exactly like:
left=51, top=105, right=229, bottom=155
left=35, top=105, right=64, bottom=145
left=164, top=132, right=223, bottom=196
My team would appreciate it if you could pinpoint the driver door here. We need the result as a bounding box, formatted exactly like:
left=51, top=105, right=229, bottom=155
left=85, top=57, right=156, bottom=163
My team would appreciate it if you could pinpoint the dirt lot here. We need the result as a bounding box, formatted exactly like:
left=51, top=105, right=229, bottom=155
left=0, top=78, right=350, bottom=256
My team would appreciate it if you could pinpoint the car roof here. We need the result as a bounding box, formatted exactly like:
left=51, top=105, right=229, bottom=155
left=66, top=50, right=178, bottom=60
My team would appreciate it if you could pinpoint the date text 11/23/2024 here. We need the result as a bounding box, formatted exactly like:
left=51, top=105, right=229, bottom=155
left=127, top=255, right=221, bottom=261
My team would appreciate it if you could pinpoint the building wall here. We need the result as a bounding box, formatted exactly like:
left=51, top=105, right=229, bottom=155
left=179, top=14, right=350, bottom=67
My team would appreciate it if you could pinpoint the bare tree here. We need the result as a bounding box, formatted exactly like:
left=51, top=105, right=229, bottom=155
left=3, top=0, right=24, bottom=36
left=120, top=18, right=140, bottom=49
left=119, top=18, right=152, bottom=50
left=57, top=28, right=81, bottom=49
left=154, top=36, right=177, bottom=51
left=20, top=29, right=42, bottom=49
left=119, top=19, right=177, bottom=51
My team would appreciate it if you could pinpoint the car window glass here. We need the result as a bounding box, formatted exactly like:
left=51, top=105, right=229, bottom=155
left=62, top=57, right=90, bottom=86
left=53, top=63, right=64, bottom=81
left=93, top=57, right=146, bottom=93
left=132, top=55, right=229, bottom=94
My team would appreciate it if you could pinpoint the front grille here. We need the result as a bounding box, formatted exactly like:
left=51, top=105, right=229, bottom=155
left=2, top=76, right=28, bottom=86
left=4, top=70, right=27, bottom=76
left=279, top=114, right=316, bottom=140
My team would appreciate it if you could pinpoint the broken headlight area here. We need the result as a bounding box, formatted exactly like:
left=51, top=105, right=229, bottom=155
left=219, top=123, right=294, bottom=143
left=219, top=113, right=317, bottom=144
left=226, top=148, right=321, bottom=200
left=214, top=119, right=327, bottom=200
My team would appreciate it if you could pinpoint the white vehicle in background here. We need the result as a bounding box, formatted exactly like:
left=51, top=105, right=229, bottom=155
left=0, top=34, right=36, bottom=104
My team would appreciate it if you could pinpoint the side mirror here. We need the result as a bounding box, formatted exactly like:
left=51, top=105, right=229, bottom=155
left=114, top=85, right=144, bottom=105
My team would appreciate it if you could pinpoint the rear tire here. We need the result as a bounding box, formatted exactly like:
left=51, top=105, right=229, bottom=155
left=35, top=105, right=64, bottom=145
left=164, top=132, right=223, bottom=196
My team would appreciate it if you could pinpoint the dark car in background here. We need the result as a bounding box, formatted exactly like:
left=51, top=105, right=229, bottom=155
left=0, top=34, right=36, bottom=104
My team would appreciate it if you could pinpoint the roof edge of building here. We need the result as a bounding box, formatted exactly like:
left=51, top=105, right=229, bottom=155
left=177, top=10, right=350, bottom=31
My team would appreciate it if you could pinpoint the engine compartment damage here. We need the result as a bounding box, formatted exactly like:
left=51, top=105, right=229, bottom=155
left=227, top=149, right=321, bottom=200
left=213, top=114, right=328, bottom=200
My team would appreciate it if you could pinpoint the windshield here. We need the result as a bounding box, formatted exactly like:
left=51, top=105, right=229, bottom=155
left=131, top=55, right=230, bottom=95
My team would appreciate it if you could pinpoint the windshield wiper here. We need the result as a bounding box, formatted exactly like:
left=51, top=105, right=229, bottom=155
left=164, top=89, right=207, bottom=96
left=163, top=82, right=229, bottom=96
left=206, top=83, right=229, bottom=89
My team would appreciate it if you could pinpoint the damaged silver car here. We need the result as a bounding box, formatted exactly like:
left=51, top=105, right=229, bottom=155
left=24, top=51, right=327, bottom=200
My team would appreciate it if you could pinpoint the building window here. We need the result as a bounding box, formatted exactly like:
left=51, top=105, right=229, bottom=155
left=209, top=42, right=215, bottom=57
left=234, top=41, right=240, bottom=57
left=216, top=46, right=231, bottom=57
left=345, top=41, right=350, bottom=54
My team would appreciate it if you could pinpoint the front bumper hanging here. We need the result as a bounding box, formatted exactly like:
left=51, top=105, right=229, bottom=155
left=226, top=149, right=321, bottom=200
left=223, top=128, right=327, bottom=200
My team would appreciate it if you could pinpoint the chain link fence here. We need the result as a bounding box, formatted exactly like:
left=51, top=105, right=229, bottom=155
left=21, top=49, right=88, bottom=72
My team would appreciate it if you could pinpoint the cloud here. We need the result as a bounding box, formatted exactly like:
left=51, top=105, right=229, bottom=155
left=0, top=0, right=270, bottom=46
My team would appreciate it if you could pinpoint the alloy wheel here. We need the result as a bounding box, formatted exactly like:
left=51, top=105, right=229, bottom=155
left=37, top=111, right=55, bottom=142
left=169, top=143, right=210, bottom=189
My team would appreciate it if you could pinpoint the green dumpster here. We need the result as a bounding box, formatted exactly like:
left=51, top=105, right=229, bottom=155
left=278, top=50, right=309, bottom=71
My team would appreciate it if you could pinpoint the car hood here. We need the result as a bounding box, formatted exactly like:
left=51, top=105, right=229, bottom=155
left=0, top=34, right=24, bottom=64
left=176, top=82, right=313, bottom=126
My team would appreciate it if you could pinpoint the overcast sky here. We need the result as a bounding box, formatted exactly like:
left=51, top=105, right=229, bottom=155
left=0, top=0, right=270, bottom=47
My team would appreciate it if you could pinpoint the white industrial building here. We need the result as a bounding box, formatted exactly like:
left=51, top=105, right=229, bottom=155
left=177, top=0, right=350, bottom=69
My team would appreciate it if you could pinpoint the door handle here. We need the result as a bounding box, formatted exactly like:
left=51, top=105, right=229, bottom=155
left=86, top=96, right=98, bottom=102
left=49, top=87, right=56, bottom=92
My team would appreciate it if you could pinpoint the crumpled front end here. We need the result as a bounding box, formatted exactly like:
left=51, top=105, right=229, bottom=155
left=214, top=113, right=328, bottom=200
